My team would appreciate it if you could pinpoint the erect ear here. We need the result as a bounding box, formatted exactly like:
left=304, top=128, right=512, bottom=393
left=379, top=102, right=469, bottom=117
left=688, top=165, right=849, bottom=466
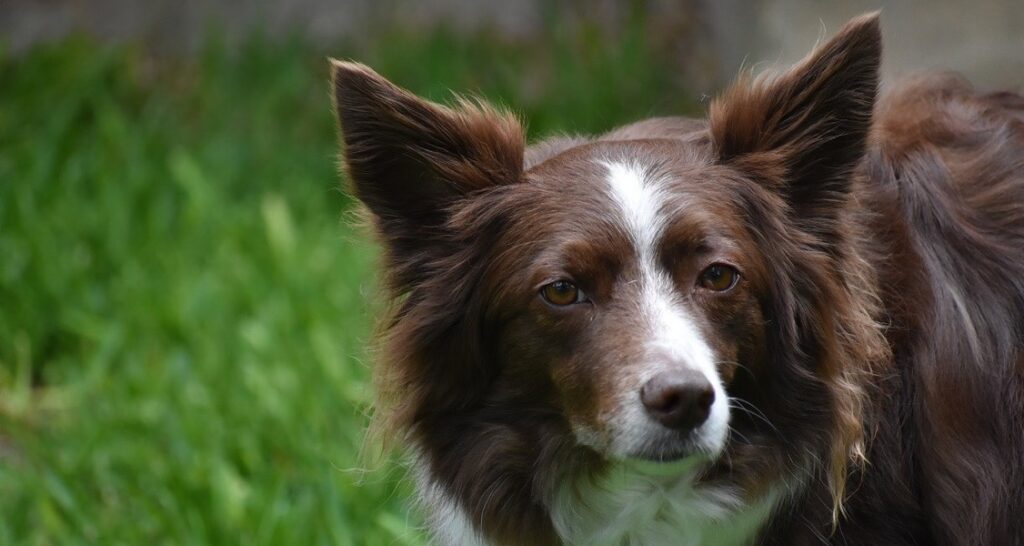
left=330, top=60, right=524, bottom=248
left=710, top=13, right=881, bottom=229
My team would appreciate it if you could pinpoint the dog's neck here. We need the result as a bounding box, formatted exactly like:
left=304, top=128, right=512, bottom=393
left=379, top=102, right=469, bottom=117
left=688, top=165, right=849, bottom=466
left=547, top=458, right=782, bottom=546
left=420, top=455, right=785, bottom=546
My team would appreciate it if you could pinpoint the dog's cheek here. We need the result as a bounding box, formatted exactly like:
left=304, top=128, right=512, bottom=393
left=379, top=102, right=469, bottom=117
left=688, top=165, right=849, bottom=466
left=494, top=309, right=602, bottom=416
left=546, top=323, right=632, bottom=449
left=493, top=314, right=564, bottom=395
left=699, top=291, right=765, bottom=386
left=727, top=300, right=769, bottom=388
left=549, top=354, right=604, bottom=435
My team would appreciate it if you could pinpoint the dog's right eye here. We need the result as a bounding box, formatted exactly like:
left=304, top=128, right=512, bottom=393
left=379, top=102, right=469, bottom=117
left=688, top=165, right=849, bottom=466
left=541, top=280, right=586, bottom=306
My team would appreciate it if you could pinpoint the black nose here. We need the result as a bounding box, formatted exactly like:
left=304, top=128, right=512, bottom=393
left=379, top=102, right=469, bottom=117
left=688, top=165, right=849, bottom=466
left=640, top=370, right=715, bottom=431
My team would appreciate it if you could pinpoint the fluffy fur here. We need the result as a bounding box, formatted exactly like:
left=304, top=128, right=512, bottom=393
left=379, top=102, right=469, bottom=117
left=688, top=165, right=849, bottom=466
left=331, top=12, right=1024, bottom=545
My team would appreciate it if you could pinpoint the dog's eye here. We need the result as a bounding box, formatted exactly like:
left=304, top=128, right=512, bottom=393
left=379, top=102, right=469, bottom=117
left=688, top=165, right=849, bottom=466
left=541, top=280, right=586, bottom=306
left=698, top=264, right=740, bottom=292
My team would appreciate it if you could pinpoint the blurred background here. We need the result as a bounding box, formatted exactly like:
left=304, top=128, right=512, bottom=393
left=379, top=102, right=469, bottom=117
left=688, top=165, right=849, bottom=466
left=1, top=1, right=1021, bottom=544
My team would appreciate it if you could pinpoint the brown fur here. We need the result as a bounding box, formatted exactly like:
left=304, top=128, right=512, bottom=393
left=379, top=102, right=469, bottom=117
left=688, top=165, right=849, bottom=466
left=331, top=12, right=1024, bottom=545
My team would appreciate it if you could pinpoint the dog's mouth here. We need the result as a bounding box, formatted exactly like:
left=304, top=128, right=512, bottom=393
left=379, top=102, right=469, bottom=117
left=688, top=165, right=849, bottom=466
left=628, top=432, right=714, bottom=464
left=619, top=442, right=713, bottom=477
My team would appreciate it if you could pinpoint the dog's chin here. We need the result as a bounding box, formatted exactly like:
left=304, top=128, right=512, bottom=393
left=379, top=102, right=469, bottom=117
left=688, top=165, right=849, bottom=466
left=574, top=416, right=729, bottom=470
left=612, top=434, right=721, bottom=475
left=635, top=447, right=703, bottom=463
left=631, top=441, right=710, bottom=463
left=614, top=446, right=712, bottom=477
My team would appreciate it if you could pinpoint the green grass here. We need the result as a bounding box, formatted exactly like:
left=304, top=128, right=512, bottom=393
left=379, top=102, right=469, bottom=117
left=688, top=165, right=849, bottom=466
left=0, top=17, right=697, bottom=545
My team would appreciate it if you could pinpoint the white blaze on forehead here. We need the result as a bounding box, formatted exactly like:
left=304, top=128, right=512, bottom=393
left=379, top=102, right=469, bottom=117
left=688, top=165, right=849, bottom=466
left=597, top=160, right=730, bottom=456
left=601, top=160, right=666, bottom=256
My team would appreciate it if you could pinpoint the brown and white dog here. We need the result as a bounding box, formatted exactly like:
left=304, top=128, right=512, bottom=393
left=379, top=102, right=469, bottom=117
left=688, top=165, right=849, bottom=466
left=330, top=13, right=1024, bottom=545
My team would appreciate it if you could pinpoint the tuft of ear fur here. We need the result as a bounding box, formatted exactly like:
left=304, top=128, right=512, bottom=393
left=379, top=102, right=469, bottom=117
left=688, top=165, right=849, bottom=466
left=710, top=13, right=881, bottom=229
left=330, top=60, right=524, bottom=281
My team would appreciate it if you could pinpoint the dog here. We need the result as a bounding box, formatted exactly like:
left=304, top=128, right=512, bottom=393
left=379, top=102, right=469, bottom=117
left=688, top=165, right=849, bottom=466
left=330, top=13, right=1024, bottom=545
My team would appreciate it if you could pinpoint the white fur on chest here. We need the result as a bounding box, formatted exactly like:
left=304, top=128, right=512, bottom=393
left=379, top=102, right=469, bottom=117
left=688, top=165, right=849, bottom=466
left=548, top=459, right=778, bottom=546
left=419, top=457, right=779, bottom=546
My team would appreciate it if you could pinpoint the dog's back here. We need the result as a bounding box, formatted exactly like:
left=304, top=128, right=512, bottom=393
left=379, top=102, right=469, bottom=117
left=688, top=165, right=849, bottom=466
left=841, top=75, right=1024, bottom=545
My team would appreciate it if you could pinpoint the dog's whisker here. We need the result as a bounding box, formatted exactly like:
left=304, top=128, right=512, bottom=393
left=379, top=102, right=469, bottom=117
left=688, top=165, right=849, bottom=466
left=728, top=398, right=781, bottom=436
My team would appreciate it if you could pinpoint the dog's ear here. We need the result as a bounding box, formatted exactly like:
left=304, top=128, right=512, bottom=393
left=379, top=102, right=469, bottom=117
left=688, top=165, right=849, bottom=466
left=710, top=13, right=881, bottom=229
left=330, top=60, right=524, bottom=247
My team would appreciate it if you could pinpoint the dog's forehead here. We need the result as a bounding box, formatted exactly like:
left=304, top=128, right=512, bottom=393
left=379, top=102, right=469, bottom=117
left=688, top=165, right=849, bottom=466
left=524, top=139, right=713, bottom=194
left=517, top=139, right=727, bottom=234
left=510, top=139, right=742, bottom=264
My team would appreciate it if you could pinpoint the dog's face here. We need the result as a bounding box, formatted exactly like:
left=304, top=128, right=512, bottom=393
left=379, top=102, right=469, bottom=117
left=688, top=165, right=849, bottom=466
left=332, top=14, right=883, bottom=512
left=486, top=144, right=773, bottom=462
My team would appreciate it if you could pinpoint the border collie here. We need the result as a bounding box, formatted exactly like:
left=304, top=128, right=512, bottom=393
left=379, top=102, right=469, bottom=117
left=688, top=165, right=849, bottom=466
left=330, top=13, right=1024, bottom=545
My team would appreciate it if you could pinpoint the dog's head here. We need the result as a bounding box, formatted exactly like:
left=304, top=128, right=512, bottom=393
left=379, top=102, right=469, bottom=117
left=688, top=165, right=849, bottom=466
left=333, top=12, right=888, bottom=524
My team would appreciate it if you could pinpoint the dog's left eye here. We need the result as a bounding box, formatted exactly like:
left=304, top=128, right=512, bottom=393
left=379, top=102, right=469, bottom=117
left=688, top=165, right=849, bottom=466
left=541, top=280, right=587, bottom=306
left=698, top=264, right=740, bottom=292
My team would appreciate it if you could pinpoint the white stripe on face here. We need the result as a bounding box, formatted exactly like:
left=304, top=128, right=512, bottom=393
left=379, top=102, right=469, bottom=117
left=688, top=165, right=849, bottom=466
left=597, top=160, right=730, bottom=457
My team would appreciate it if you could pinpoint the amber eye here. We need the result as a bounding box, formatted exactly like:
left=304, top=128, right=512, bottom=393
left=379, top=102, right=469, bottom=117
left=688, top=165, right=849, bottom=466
left=698, top=264, right=740, bottom=292
left=541, top=280, right=586, bottom=306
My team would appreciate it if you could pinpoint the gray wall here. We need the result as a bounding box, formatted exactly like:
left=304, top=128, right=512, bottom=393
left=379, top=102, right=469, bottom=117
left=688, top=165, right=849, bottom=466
left=720, top=0, right=1024, bottom=88
left=3, top=0, right=1022, bottom=88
